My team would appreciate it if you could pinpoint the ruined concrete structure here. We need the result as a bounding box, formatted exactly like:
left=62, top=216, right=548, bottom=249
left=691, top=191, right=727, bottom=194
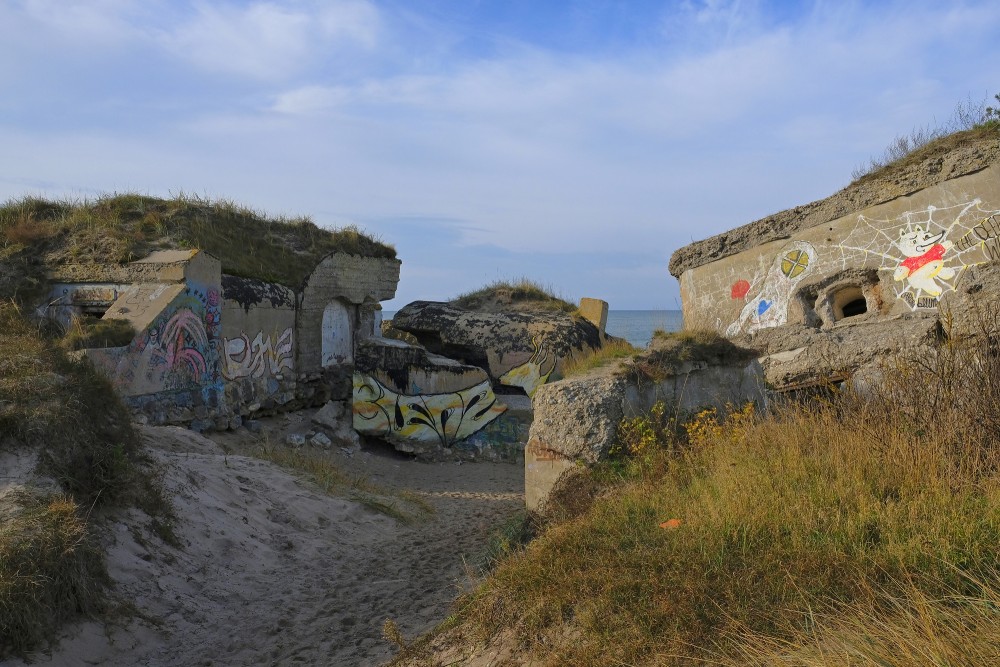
left=670, top=130, right=1000, bottom=390
left=525, top=130, right=1000, bottom=513
left=42, top=249, right=400, bottom=433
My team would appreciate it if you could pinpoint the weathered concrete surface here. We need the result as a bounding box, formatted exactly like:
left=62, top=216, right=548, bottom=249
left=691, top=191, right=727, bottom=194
left=671, top=131, right=1000, bottom=392
left=578, top=297, right=609, bottom=337
left=525, top=357, right=764, bottom=513
left=392, top=301, right=602, bottom=397
left=677, top=163, right=1000, bottom=337
left=669, top=130, right=1000, bottom=278
left=352, top=338, right=506, bottom=457
left=297, top=254, right=400, bottom=373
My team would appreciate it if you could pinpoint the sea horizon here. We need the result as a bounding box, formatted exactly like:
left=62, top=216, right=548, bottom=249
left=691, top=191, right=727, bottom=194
left=383, top=309, right=683, bottom=349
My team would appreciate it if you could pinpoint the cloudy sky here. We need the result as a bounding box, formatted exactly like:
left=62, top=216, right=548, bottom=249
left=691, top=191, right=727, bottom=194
left=2, top=1, right=998, bottom=309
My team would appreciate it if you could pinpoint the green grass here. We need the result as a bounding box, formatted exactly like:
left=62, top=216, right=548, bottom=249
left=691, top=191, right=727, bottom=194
left=0, top=192, right=395, bottom=305
left=451, top=278, right=576, bottom=313
left=558, top=338, right=639, bottom=378
left=413, top=321, right=1000, bottom=666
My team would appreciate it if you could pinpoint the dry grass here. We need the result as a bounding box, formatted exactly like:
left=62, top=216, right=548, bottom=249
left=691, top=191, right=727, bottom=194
left=433, top=317, right=1000, bottom=666
left=451, top=278, right=576, bottom=313
left=724, top=574, right=1000, bottom=666
left=0, top=494, right=107, bottom=657
left=558, top=338, right=639, bottom=378
left=0, top=192, right=395, bottom=306
left=254, top=444, right=434, bottom=524
left=0, top=301, right=172, bottom=658
left=60, top=317, right=136, bottom=351
left=631, top=327, right=756, bottom=382
left=851, top=95, right=1000, bottom=181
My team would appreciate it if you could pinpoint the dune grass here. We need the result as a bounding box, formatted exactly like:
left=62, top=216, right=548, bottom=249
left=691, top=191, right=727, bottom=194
left=451, top=278, right=576, bottom=313
left=558, top=338, right=639, bottom=378
left=0, top=494, right=107, bottom=657
left=0, top=192, right=395, bottom=305
left=0, top=302, right=171, bottom=658
left=419, top=320, right=1000, bottom=666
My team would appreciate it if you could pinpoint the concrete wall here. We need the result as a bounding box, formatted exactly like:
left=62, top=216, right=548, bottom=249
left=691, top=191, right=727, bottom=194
left=84, top=251, right=228, bottom=430
left=524, top=360, right=764, bottom=513
left=297, top=254, right=401, bottom=373
left=678, top=164, right=1000, bottom=335
left=56, top=249, right=401, bottom=432
left=220, top=275, right=298, bottom=423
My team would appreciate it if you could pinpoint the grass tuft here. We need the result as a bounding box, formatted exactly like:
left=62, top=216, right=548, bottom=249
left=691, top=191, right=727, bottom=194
left=451, top=278, right=576, bottom=313
left=558, top=338, right=639, bottom=378
left=0, top=494, right=107, bottom=657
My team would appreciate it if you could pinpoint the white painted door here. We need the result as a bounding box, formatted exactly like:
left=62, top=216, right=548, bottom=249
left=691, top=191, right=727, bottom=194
left=321, top=301, right=353, bottom=365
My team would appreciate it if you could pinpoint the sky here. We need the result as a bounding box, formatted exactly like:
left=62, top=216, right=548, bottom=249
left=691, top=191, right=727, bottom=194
left=1, top=1, right=998, bottom=310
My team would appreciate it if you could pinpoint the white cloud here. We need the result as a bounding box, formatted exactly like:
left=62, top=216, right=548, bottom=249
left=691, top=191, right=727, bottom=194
left=161, top=1, right=380, bottom=80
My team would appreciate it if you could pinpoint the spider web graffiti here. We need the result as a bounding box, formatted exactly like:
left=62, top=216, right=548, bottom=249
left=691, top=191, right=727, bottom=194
left=836, top=199, right=1000, bottom=310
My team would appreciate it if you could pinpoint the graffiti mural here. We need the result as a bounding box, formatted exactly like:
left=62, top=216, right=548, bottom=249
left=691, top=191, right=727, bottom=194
left=91, top=285, right=223, bottom=396
left=498, top=337, right=557, bottom=397
left=726, top=241, right=817, bottom=336
left=222, top=328, right=294, bottom=379
left=837, top=200, right=1000, bottom=310
left=353, top=373, right=506, bottom=447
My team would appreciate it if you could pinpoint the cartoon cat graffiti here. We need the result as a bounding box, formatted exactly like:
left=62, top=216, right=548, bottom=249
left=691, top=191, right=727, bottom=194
left=893, top=224, right=955, bottom=298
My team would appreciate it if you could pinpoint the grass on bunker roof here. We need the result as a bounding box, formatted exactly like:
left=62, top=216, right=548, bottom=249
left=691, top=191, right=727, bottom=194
left=451, top=278, right=577, bottom=313
left=0, top=192, right=395, bottom=304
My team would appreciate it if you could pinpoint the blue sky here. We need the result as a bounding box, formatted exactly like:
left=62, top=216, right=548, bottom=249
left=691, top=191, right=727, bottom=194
left=2, top=1, right=998, bottom=309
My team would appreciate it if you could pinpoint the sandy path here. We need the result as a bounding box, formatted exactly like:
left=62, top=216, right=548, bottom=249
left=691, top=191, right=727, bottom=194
left=12, top=417, right=523, bottom=667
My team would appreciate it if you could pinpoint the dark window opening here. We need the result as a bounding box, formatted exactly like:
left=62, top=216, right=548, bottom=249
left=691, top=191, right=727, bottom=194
left=832, top=286, right=867, bottom=321
left=841, top=298, right=867, bottom=318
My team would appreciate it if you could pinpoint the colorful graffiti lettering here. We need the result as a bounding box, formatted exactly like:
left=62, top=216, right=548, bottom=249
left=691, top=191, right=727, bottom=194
left=352, top=373, right=506, bottom=447
left=222, top=328, right=294, bottom=380
left=838, top=200, right=1000, bottom=310
left=90, top=284, right=222, bottom=396
left=726, top=241, right=816, bottom=336
left=498, top=337, right=557, bottom=397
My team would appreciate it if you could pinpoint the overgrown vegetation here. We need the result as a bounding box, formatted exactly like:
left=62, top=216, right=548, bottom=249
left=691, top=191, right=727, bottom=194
left=851, top=94, right=1000, bottom=181
left=0, top=192, right=395, bottom=305
left=414, top=314, right=1000, bottom=666
left=0, top=302, right=170, bottom=657
left=451, top=278, right=576, bottom=313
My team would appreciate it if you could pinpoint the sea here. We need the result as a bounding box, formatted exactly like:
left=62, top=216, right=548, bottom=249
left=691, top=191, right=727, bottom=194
left=383, top=310, right=683, bottom=349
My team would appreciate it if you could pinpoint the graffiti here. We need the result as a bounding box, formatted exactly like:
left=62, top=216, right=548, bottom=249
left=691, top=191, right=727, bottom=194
left=352, top=373, right=506, bottom=447
left=726, top=241, right=817, bottom=336
left=498, top=337, right=557, bottom=397
left=222, top=328, right=294, bottom=379
left=837, top=200, right=1000, bottom=310
left=92, top=284, right=222, bottom=395
left=893, top=225, right=955, bottom=297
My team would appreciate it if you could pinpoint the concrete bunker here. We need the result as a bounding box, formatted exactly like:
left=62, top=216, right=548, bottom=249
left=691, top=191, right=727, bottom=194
left=321, top=299, right=353, bottom=366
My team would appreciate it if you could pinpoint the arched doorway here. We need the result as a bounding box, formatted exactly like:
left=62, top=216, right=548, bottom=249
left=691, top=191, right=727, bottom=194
left=321, top=300, right=353, bottom=366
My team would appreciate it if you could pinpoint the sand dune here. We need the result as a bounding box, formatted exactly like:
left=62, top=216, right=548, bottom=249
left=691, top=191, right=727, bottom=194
left=12, top=419, right=523, bottom=667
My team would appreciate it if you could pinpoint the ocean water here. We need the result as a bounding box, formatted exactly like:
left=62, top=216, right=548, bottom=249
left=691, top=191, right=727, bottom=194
left=383, top=309, right=683, bottom=349
left=606, top=310, right=683, bottom=348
